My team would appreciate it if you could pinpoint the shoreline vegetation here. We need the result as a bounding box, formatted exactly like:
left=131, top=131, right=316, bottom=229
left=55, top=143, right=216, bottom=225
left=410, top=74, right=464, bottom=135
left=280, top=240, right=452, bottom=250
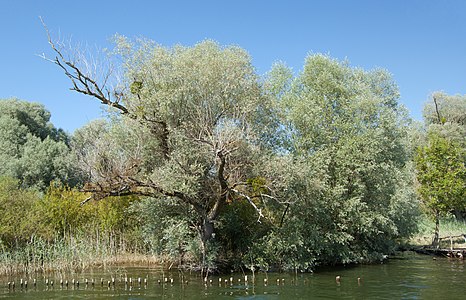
left=1, top=36, right=465, bottom=278
left=0, top=245, right=162, bottom=277
left=410, top=215, right=466, bottom=249
left=1, top=214, right=465, bottom=277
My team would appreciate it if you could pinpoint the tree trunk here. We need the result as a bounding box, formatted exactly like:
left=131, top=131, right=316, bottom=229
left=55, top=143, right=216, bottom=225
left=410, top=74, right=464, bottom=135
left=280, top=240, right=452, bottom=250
left=202, top=218, right=214, bottom=243
left=432, top=210, right=440, bottom=248
left=453, top=209, right=466, bottom=222
left=200, top=218, right=214, bottom=278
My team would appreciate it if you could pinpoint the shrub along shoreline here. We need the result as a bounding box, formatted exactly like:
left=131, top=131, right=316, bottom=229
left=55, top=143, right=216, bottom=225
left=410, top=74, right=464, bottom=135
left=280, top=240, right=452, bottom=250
left=0, top=178, right=149, bottom=276
left=0, top=176, right=463, bottom=276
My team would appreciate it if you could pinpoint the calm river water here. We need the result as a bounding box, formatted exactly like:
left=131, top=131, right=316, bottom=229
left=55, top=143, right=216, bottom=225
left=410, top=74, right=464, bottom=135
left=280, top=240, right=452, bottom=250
left=0, top=252, right=465, bottom=299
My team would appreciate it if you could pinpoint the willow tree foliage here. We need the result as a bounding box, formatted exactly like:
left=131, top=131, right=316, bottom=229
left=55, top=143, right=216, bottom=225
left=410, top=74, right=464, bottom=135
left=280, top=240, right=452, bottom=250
left=251, top=55, right=418, bottom=269
left=46, top=34, right=276, bottom=270
left=0, top=99, right=77, bottom=190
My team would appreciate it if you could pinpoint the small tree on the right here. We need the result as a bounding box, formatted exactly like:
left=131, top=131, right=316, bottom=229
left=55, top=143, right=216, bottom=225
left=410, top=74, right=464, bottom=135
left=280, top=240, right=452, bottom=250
left=415, top=93, right=466, bottom=248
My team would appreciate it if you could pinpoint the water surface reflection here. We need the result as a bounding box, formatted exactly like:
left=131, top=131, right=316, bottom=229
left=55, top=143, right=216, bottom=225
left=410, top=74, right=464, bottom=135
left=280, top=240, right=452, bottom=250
left=1, top=252, right=464, bottom=299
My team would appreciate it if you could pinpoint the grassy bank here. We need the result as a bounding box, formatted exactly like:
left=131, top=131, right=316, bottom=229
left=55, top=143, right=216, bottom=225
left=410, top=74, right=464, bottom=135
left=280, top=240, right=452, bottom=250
left=409, top=214, right=466, bottom=248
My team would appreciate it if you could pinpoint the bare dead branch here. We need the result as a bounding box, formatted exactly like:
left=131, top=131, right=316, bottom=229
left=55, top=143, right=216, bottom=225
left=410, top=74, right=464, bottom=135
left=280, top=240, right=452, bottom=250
left=433, top=95, right=443, bottom=124
left=230, top=188, right=265, bottom=223
left=80, top=196, right=93, bottom=206
left=40, top=17, right=130, bottom=115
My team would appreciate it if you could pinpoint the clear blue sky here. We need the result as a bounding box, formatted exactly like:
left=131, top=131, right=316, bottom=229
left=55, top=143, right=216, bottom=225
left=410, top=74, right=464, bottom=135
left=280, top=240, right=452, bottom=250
left=1, top=0, right=465, bottom=133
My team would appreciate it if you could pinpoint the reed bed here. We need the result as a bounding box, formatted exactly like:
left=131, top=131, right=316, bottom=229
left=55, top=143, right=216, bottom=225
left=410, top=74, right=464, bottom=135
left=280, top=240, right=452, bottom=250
left=0, top=234, right=160, bottom=276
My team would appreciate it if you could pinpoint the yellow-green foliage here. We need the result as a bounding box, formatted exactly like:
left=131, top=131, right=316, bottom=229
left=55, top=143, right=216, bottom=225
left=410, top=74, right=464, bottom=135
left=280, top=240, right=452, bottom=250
left=0, top=177, right=39, bottom=246
left=35, top=183, right=93, bottom=239
left=36, top=183, right=139, bottom=239
left=0, top=177, right=139, bottom=250
left=0, top=178, right=144, bottom=275
left=92, top=194, right=139, bottom=233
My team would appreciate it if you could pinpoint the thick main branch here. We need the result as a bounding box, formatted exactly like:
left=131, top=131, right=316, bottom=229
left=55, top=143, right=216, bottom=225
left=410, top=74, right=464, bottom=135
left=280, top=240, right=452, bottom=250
left=207, top=151, right=229, bottom=221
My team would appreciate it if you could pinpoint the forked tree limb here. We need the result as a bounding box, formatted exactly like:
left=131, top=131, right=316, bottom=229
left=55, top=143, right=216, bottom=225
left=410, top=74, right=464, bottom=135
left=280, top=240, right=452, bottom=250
left=40, top=17, right=129, bottom=115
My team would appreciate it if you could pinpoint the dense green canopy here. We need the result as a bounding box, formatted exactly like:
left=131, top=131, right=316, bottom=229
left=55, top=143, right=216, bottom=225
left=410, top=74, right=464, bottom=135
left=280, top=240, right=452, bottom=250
left=249, top=55, right=418, bottom=268
left=0, top=99, right=77, bottom=190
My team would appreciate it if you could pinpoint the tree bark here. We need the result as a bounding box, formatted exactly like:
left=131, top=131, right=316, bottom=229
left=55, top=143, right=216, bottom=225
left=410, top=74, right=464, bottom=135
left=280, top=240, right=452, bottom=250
left=432, top=210, right=440, bottom=248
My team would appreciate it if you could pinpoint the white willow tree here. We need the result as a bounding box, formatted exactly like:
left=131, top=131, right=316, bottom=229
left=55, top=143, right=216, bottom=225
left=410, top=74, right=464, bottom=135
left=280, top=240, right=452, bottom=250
left=45, top=32, right=275, bottom=267
left=252, top=55, right=419, bottom=268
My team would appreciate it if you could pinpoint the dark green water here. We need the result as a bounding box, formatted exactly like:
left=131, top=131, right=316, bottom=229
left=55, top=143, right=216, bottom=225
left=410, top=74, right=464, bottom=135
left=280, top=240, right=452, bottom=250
left=1, top=252, right=465, bottom=299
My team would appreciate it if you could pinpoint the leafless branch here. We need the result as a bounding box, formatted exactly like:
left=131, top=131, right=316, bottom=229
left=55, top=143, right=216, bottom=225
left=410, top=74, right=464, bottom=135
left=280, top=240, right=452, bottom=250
left=80, top=196, right=93, bottom=206
left=231, top=188, right=265, bottom=223
left=40, top=17, right=129, bottom=115
left=433, top=95, right=443, bottom=124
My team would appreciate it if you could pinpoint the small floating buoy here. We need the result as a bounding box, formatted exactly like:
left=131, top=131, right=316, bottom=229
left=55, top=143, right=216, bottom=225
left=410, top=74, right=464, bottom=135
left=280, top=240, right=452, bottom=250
left=51, top=280, right=54, bottom=287
left=357, top=277, right=361, bottom=285
left=24, top=281, right=28, bottom=289
left=65, top=280, right=69, bottom=287
left=276, top=279, right=280, bottom=285
left=33, top=279, right=36, bottom=287
left=264, top=278, right=268, bottom=286
left=281, top=278, right=285, bottom=285
left=144, top=278, right=147, bottom=285
left=336, top=276, right=341, bottom=284
left=170, top=278, right=174, bottom=285
left=157, top=279, right=161, bottom=284
left=60, top=279, right=63, bottom=286
left=46, top=278, right=49, bottom=286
